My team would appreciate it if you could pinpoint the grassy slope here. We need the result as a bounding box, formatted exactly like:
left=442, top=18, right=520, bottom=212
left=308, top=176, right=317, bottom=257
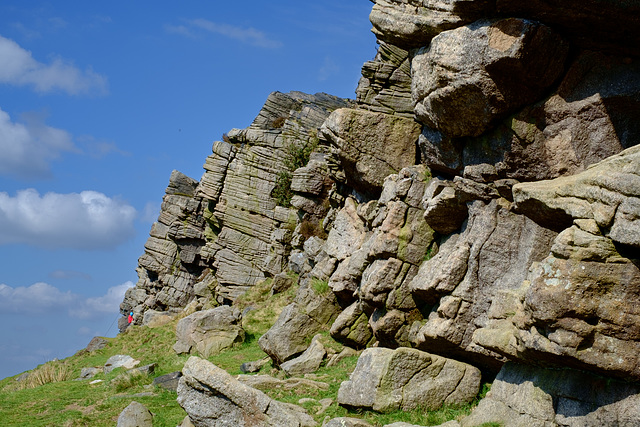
left=0, top=279, right=492, bottom=426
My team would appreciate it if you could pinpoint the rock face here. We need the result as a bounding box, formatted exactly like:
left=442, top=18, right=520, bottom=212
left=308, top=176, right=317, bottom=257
left=120, top=0, right=640, bottom=424
left=337, top=347, right=481, bottom=412
left=321, top=108, right=420, bottom=196
left=173, top=305, right=245, bottom=358
left=121, top=92, right=350, bottom=323
left=177, top=356, right=316, bottom=427
left=463, top=363, right=640, bottom=427
left=412, top=18, right=569, bottom=138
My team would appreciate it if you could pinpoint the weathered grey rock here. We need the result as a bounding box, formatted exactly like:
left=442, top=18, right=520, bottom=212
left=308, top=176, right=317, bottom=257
left=177, top=356, right=316, bottom=427
left=474, top=226, right=640, bottom=380
left=259, top=285, right=340, bottom=366
left=281, top=334, right=327, bottom=376
left=132, top=363, right=156, bottom=376
left=237, top=374, right=329, bottom=392
left=122, top=91, right=349, bottom=323
left=117, top=401, right=153, bottom=427
left=85, top=336, right=108, bottom=352
left=422, top=179, right=468, bottom=235
left=410, top=199, right=556, bottom=371
left=330, top=302, right=373, bottom=349
left=420, top=51, right=640, bottom=180
left=178, top=415, right=196, bottom=427
left=142, top=309, right=174, bottom=328
left=355, top=42, right=414, bottom=117
left=174, top=306, right=244, bottom=357
left=462, top=363, right=640, bottom=427
left=369, top=0, right=494, bottom=49
left=324, top=418, right=373, bottom=427
left=153, top=371, right=182, bottom=392
left=291, top=160, right=329, bottom=196
left=338, top=347, right=481, bottom=412
left=78, top=367, right=101, bottom=380
left=325, top=198, right=367, bottom=262
left=270, top=272, right=295, bottom=296
left=240, top=357, right=271, bottom=374
left=413, top=18, right=568, bottom=138
left=104, top=355, right=140, bottom=374
left=514, top=144, right=640, bottom=244
left=321, top=108, right=420, bottom=196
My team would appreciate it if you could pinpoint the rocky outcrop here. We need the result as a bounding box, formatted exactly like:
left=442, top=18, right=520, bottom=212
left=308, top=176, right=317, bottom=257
left=177, top=356, right=316, bottom=427
left=121, top=92, right=350, bottom=323
left=338, top=347, right=481, bottom=412
left=173, top=306, right=244, bottom=358
left=120, top=0, right=640, bottom=424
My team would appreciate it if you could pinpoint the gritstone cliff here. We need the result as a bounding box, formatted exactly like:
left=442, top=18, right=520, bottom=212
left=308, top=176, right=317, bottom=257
left=120, top=1, right=640, bottom=425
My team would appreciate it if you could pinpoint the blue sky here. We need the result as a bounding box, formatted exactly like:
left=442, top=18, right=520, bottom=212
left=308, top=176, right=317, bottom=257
left=0, top=1, right=375, bottom=380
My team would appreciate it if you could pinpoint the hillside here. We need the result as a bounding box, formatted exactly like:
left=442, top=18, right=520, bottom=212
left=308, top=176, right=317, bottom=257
left=3, top=0, right=640, bottom=426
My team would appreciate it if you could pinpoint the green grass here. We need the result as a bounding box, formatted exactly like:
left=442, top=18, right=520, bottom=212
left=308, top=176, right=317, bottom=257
left=0, top=320, right=188, bottom=426
left=0, top=276, right=491, bottom=426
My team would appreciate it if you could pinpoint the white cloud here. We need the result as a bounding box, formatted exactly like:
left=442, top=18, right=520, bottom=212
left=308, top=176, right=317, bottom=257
left=0, top=281, right=134, bottom=320
left=69, top=281, right=134, bottom=320
left=0, top=282, right=76, bottom=315
left=0, top=189, right=137, bottom=250
left=0, top=108, right=76, bottom=179
left=0, top=35, right=107, bottom=95
left=168, top=19, right=282, bottom=49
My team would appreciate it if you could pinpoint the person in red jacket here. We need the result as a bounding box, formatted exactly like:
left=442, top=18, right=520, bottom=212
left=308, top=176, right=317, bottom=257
left=128, top=311, right=133, bottom=325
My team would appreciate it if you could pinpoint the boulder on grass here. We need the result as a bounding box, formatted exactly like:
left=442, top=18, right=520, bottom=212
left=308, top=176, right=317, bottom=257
left=338, top=347, right=481, bottom=413
left=173, top=305, right=244, bottom=357
left=177, top=356, right=316, bottom=427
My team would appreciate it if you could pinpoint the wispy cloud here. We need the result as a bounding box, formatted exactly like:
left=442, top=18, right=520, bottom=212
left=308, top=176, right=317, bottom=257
left=167, top=18, right=282, bottom=49
left=0, top=281, right=134, bottom=319
left=0, top=189, right=137, bottom=250
left=318, top=56, right=340, bottom=81
left=0, top=35, right=107, bottom=95
left=48, top=270, right=92, bottom=281
left=0, top=108, right=76, bottom=179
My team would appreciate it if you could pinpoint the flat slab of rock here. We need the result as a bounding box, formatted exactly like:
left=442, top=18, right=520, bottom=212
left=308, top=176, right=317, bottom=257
left=338, top=347, right=481, bottom=412
left=104, top=355, right=140, bottom=374
left=177, top=356, right=316, bottom=427
left=153, top=371, right=182, bottom=392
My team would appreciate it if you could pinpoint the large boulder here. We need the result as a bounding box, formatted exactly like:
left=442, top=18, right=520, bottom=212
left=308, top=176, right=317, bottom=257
left=173, top=306, right=245, bottom=357
left=280, top=334, right=327, bottom=376
left=321, top=108, right=420, bottom=197
left=177, top=356, right=316, bottom=427
left=369, top=0, right=494, bottom=49
left=117, top=401, right=153, bottom=427
left=259, top=286, right=340, bottom=366
left=337, top=347, right=481, bottom=412
left=462, top=363, right=640, bottom=427
left=413, top=18, right=568, bottom=138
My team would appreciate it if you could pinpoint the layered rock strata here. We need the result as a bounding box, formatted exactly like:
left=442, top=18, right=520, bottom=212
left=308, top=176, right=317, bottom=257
left=122, top=0, right=640, bottom=423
